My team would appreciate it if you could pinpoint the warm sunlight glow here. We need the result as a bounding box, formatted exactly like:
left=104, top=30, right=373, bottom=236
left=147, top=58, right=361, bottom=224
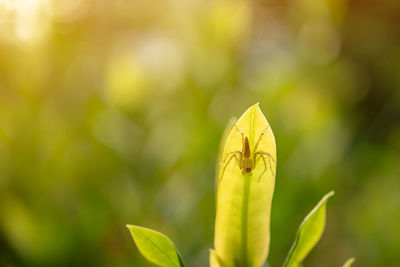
left=0, top=0, right=48, bottom=44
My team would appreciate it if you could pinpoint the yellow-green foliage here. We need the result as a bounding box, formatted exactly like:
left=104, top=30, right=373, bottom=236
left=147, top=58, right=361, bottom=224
left=342, top=257, right=356, bottom=267
left=283, top=191, right=334, bottom=267
left=127, top=225, right=184, bottom=267
left=127, top=105, right=351, bottom=267
left=212, top=104, right=276, bottom=267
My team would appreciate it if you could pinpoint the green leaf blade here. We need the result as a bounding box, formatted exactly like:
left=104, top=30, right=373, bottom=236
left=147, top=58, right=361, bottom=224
left=215, top=116, right=237, bottom=186
left=283, top=191, right=334, bottom=267
left=127, top=225, right=184, bottom=267
left=342, top=257, right=356, bottom=267
left=209, top=249, right=223, bottom=267
left=212, top=103, right=277, bottom=267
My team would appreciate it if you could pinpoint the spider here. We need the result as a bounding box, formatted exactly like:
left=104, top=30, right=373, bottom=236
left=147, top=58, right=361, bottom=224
left=219, top=124, right=276, bottom=184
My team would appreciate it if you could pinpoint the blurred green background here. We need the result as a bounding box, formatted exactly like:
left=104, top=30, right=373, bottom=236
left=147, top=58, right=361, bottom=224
left=0, top=0, right=399, bottom=266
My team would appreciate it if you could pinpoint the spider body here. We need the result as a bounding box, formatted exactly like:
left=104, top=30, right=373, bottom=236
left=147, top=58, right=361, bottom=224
left=241, top=137, right=254, bottom=175
left=219, top=125, right=275, bottom=184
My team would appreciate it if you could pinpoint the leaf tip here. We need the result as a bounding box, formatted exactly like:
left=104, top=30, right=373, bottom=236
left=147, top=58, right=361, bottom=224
left=343, top=257, right=356, bottom=267
left=251, top=102, right=260, bottom=110
left=323, top=191, right=335, bottom=202
left=126, top=224, right=137, bottom=232
left=126, top=224, right=145, bottom=238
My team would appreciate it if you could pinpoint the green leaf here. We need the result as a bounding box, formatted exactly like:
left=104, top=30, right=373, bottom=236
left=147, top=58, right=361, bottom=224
left=342, top=257, right=356, bottom=267
left=209, top=249, right=223, bottom=267
left=283, top=191, right=335, bottom=267
left=215, top=116, right=237, bottom=186
left=127, top=225, right=185, bottom=267
left=212, top=103, right=277, bottom=267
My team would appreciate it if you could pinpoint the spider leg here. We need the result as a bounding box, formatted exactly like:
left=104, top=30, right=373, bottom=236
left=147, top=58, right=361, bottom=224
left=255, top=154, right=268, bottom=182
left=218, top=154, right=240, bottom=185
left=233, top=123, right=245, bottom=145
left=253, top=126, right=270, bottom=153
left=267, top=154, right=274, bottom=177
left=256, top=152, right=276, bottom=162
left=220, top=151, right=242, bottom=166
left=255, top=152, right=276, bottom=177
